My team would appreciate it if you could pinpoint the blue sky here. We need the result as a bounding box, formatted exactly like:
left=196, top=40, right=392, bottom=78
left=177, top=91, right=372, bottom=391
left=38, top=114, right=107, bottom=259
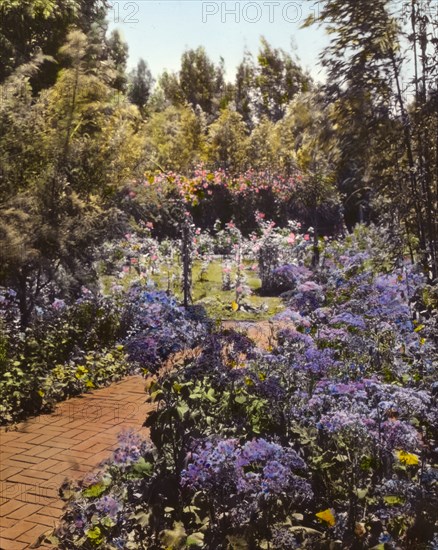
left=108, top=1, right=330, bottom=82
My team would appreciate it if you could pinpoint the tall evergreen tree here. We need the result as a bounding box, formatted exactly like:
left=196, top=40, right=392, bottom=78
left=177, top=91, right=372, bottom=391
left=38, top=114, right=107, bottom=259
left=107, top=29, right=129, bottom=92
left=0, top=30, right=144, bottom=326
left=254, top=37, right=311, bottom=122
left=128, top=58, right=154, bottom=115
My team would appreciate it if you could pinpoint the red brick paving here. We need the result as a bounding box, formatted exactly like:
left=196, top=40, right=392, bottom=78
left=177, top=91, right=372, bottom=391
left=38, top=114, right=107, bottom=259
left=0, top=376, right=152, bottom=549
left=221, top=320, right=295, bottom=350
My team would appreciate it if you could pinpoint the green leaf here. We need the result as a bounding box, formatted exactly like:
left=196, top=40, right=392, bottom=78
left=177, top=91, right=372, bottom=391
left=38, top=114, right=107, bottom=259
left=132, top=511, right=151, bottom=527
left=335, top=454, right=349, bottom=462
left=176, top=403, right=190, bottom=419
left=160, top=521, right=187, bottom=548
left=235, top=395, right=247, bottom=404
left=83, top=482, right=108, bottom=498
left=186, top=532, right=204, bottom=547
left=189, top=392, right=201, bottom=400
left=205, top=388, right=216, bottom=402
left=383, top=495, right=405, bottom=506
left=133, top=458, right=154, bottom=477
left=356, top=488, right=368, bottom=499
left=150, top=389, right=164, bottom=402
left=101, top=515, right=115, bottom=527
left=86, top=526, right=104, bottom=545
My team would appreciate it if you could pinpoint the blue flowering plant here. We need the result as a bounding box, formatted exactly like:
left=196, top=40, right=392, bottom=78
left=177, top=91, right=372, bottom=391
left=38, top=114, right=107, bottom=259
left=54, top=224, right=438, bottom=549
left=122, top=286, right=209, bottom=374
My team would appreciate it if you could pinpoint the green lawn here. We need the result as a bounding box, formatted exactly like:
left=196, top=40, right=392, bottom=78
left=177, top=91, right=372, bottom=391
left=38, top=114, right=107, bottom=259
left=101, top=259, right=284, bottom=321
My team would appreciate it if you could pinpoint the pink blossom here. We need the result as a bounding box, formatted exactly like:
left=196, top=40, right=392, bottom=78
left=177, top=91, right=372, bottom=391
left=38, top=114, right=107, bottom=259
left=287, top=232, right=296, bottom=244
left=304, top=234, right=310, bottom=241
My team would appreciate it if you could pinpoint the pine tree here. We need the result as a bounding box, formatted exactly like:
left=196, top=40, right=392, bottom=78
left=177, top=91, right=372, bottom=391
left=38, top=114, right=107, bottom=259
left=128, top=58, right=154, bottom=115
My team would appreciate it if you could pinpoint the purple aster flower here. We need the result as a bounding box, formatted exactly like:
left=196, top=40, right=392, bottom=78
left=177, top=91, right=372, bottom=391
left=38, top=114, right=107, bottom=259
left=95, top=495, right=122, bottom=519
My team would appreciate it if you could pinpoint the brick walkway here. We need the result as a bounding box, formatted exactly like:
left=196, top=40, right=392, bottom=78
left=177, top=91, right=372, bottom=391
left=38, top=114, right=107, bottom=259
left=221, top=320, right=295, bottom=350
left=0, top=376, right=152, bottom=550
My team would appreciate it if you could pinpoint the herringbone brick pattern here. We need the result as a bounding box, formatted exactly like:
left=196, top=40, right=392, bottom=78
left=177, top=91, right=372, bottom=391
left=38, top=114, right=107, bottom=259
left=0, top=376, right=152, bottom=550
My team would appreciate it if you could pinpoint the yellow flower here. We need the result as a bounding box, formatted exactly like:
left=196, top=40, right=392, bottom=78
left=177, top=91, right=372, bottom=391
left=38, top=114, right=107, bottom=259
left=231, top=301, right=239, bottom=312
left=75, top=366, right=89, bottom=379
left=316, top=509, right=336, bottom=526
left=395, top=450, right=419, bottom=466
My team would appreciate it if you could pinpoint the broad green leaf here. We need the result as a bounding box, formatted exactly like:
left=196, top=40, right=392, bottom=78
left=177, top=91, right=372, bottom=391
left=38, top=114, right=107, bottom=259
left=133, top=458, right=154, bottom=477
left=86, top=526, right=104, bottom=545
left=383, top=495, right=405, bottom=505
left=83, top=482, right=108, bottom=498
left=160, top=521, right=186, bottom=548
left=186, top=532, right=204, bottom=547
left=176, top=403, right=190, bottom=419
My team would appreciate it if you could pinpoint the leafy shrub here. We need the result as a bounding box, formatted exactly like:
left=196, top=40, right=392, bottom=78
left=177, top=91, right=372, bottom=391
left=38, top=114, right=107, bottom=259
left=123, top=287, right=208, bottom=373
left=53, top=226, right=438, bottom=548
left=0, top=345, right=131, bottom=424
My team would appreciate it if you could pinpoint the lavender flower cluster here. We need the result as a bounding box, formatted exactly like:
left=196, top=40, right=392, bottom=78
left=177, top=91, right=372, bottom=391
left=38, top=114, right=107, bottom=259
left=54, top=225, right=438, bottom=549
left=182, top=438, right=311, bottom=501
left=123, top=287, right=208, bottom=372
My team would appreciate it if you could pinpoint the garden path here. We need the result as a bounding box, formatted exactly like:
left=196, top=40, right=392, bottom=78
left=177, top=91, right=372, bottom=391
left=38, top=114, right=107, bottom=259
left=0, top=376, right=152, bottom=550
left=0, top=321, right=291, bottom=549
left=222, top=320, right=295, bottom=350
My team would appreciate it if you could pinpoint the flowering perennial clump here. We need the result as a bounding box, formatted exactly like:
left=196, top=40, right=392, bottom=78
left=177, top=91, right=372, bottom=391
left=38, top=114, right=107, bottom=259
left=182, top=438, right=311, bottom=501
left=53, top=225, right=438, bottom=549
left=123, top=287, right=208, bottom=372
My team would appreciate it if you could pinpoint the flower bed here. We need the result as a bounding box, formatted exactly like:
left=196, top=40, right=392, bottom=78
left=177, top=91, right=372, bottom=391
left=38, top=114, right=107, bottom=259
left=52, top=226, right=438, bottom=549
left=0, top=286, right=208, bottom=425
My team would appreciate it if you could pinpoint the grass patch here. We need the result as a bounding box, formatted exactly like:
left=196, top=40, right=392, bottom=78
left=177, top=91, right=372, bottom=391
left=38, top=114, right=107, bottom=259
left=101, top=260, right=284, bottom=321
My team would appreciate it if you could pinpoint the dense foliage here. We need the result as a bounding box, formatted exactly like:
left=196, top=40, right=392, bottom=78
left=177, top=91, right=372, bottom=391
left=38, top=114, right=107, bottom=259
left=0, top=285, right=208, bottom=425
left=52, top=226, right=438, bottom=549
left=1, top=2, right=438, bottom=548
